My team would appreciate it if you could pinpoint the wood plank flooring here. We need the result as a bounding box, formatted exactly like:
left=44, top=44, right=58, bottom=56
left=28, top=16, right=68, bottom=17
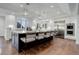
left=0, top=37, right=79, bottom=55
left=0, top=37, right=18, bottom=55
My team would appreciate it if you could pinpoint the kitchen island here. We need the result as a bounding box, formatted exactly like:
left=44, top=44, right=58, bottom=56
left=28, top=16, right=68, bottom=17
left=12, top=30, right=56, bottom=52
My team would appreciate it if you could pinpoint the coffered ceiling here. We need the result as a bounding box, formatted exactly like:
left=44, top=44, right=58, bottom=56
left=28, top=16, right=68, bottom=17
left=0, top=3, right=78, bottom=19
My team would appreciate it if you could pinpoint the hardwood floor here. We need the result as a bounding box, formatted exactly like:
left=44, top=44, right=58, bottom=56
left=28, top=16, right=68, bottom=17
left=0, top=37, right=79, bottom=55
left=0, top=37, right=18, bottom=55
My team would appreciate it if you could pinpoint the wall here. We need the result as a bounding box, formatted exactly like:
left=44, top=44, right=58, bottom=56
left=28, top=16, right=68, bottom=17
left=5, top=15, right=16, bottom=40
left=76, top=16, right=79, bottom=44
left=0, top=15, right=16, bottom=40
left=5, top=15, right=16, bottom=28
left=64, top=16, right=77, bottom=40
left=0, top=16, right=5, bottom=36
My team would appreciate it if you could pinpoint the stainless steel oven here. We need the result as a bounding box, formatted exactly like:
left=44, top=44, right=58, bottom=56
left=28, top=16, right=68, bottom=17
left=66, top=23, right=75, bottom=35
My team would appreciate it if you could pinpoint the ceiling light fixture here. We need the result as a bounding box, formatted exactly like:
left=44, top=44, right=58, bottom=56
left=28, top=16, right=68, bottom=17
left=57, top=11, right=60, bottom=14
left=20, top=4, right=23, bottom=8
left=50, top=5, right=54, bottom=8
left=35, top=11, right=39, bottom=14
left=24, top=12, right=28, bottom=15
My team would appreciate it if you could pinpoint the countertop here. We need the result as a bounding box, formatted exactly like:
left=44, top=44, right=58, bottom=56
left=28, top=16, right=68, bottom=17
left=12, top=30, right=55, bottom=34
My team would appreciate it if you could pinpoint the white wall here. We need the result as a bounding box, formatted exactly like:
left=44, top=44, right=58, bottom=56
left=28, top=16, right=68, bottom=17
left=0, top=16, right=5, bottom=36
left=5, top=15, right=16, bottom=28
left=64, top=16, right=77, bottom=40
left=76, top=16, right=79, bottom=44
left=5, top=15, right=16, bottom=40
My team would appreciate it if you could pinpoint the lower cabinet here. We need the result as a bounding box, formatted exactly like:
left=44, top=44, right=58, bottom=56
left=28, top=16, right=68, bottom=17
left=12, top=33, right=19, bottom=51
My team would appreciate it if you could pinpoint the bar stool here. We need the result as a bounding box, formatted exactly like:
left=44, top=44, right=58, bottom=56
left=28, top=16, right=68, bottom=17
left=44, top=32, right=50, bottom=39
left=50, top=32, right=54, bottom=39
left=35, top=33, right=45, bottom=44
left=20, top=34, right=36, bottom=43
left=20, top=37, right=26, bottom=43
left=26, top=34, right=36, bottom=43
left=53, top=31, right=58, bottom=39
left=36, top=33, right=44, bottom=40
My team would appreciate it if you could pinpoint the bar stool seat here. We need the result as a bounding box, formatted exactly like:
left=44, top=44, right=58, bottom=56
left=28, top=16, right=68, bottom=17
left=20, top=37, right=26, bottom=43
left=20, top=34, right=36, bottom=43
left=44, top=33, right=50, bottom=38
left=26, top=34, right=36, bottom=43
left=51, top=32, right=54, bottom=36
left=36, top=33, right=44, bottom=40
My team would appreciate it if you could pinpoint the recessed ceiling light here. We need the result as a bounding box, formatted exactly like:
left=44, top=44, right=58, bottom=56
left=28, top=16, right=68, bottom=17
left=24, top=12, right=28, bottom=15
left=38, top=16, right=42, bottom=19
left=35, top=11, right=39, bottom=14
left=20, top=4, right=23, bottom=7
left=50, top=5, right=54, bottom=8
left=57, top=11, right=60, bottom=14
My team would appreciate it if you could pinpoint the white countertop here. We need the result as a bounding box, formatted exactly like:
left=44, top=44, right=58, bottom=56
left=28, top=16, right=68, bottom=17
left=12, top=29, right=54, bottom=34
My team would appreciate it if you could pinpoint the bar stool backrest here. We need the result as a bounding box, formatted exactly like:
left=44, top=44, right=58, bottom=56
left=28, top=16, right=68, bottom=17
left=26, top=34, right=36, bottom=38
left=26, top=34, right=36, bottom=42
left=37, top=33, right=44, bottom=39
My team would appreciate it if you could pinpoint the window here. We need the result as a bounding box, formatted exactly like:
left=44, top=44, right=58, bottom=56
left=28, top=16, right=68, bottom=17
left=16, top=17, right=27, bottom=29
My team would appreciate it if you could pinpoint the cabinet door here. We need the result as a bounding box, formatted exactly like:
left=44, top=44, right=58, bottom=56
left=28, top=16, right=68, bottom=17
left=12, top=33, right=15, bottom=47
left=14, top=34, right=19, bottom=50
left=12, top=33, right=19, bottom=51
